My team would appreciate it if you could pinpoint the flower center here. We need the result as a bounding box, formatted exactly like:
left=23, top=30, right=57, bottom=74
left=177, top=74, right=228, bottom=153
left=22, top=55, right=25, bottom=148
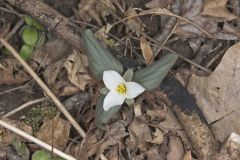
left=116, top=84, right=127, bottom=94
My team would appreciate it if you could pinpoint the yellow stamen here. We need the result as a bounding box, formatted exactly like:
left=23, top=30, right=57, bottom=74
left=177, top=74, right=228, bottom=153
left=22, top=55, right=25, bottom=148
left=116, top=84, right=127, bottom=94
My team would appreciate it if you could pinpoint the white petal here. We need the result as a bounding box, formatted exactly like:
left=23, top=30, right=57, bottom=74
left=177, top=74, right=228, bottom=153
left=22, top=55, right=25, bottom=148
left=125, top=82, right=145, bottom=99
left=103, top=90, right=125, bottom=111
left=103, top=70, right=126, bottom=90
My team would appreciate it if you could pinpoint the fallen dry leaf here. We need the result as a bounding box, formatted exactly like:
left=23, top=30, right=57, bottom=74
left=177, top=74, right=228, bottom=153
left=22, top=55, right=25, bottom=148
left=32, top=39, right=72, bottom=67
left=35, top=115, right=71, bottom=150
left=125, top=8, right=145, bottom=35
left=188, top=42, right=240, bottom=122
left=140, top=36, right=154, bottom=65
left=188, top=42, right=240, bottom=141
left=43, top=57, right=81, bottom=96
left=128, top=118, right=152, bottom=151
left=157, top=107, right=182, bottom=131
left=64, top=51, right=91, bottom=91
left=201, top=0, right=238, bottom=21
left=1, top=118, right=32, bottom=144
left=211, top=110, right=240, bottom=142
left=76, top=121, right=128, bottom=159
left=166, top=136, right=184, bottom=160
left=43, top=58, right=66, bottom=94
left=99, top=121, right=128, bottom=152
left=0, top=59, right=30, bottom=85
left=78, top=0, right=115, bottom=25
left=175, top=1, right=218, bottom=37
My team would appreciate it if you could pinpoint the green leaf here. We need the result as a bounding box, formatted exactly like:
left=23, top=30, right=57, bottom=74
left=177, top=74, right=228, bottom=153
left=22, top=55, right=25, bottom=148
left=133, top=54, right=178, bottom=90
left=24, top=16, right=34, bottom=26
left=12, top=140, right=30, bottom=160
left=25, top=16, right=43, bottom=30
left=123, top=69, right=134, bottom=81
left=83, top=29, right=123, bottom=79
left=125, top=98, right=134, bottom=106
left=95, top=95, right=121, bottom=129
left=22, top=26, right=39, bottom=46
left=20, top=44, right=34, bottom=60
left=100, top=87, right=109, bottom=95
left=32, top=150, right=65, bottom=160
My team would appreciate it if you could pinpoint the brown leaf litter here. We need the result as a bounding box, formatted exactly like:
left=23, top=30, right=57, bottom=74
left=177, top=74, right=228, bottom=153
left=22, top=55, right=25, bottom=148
left=43, top=49, right=91, bottom=96
left=201, top=0, right=238, bottom=21
left=78, top=0, right=116, bottom=25
left=35, top=115, right=71, bottom=150
left=0, top=118, right=32, bottom=144
left=0, top=59, right=30, bottom=85
left=188, top=42, right=240, bottom=142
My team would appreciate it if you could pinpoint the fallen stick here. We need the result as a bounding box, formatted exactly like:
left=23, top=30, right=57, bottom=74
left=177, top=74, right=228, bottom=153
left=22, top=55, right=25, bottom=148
left=0, top=39, right=109, bottom=160
left=5, top=0, right=84, bottom=52
left=0, top=18, right=24, bottom=49
left=0, top=38, right=86, bottom=138
left=3, top=97, right=47, bottom=118
left=158, top=76, right=219, bottom=159
left=0, top=119, right=76, bottom=160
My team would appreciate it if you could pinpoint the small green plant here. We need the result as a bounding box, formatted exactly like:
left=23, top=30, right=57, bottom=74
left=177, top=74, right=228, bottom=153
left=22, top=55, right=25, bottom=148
left=32, top=150, right=65, bottom=160
left=83, top=29, right=178, bottom=129
left=19, top=16, right=46, bottom=61
left=11, top=140, right=30, bottom=160
left=23, top=102, right=57, bottom=131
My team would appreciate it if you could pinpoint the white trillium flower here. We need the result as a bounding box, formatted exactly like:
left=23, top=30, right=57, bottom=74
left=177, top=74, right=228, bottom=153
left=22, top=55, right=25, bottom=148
left=103, top=70, right=145, bottom=111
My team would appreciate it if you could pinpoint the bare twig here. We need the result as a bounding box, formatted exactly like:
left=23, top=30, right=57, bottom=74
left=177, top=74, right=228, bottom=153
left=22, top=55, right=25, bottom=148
left=100, top=5, right=212, bottom=73
left=0, top=39, right=86, bottom=137
left=0, top=18, right=24, bottom=49
left=139, top=31, right=212, bottom=73
left=0, top=85, right=27, bottom=96
left=110, top=9, right=212, bottom=37
left=3, top=97, right=47, bottom=118
left=153, top=22, right=178, bottom=57
left=0, top=39, right=109, bottom=160
left=5, top=0, right=84, bottom=51
left=0, top=120, right=76, bottom=160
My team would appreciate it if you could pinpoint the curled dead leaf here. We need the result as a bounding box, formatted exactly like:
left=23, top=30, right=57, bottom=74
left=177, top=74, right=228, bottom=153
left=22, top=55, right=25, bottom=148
left=64, top=51, right=91, bottom=91
left=43, top=54, right=87, bottom=96
left=140, top=36, right=154, bottom=65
